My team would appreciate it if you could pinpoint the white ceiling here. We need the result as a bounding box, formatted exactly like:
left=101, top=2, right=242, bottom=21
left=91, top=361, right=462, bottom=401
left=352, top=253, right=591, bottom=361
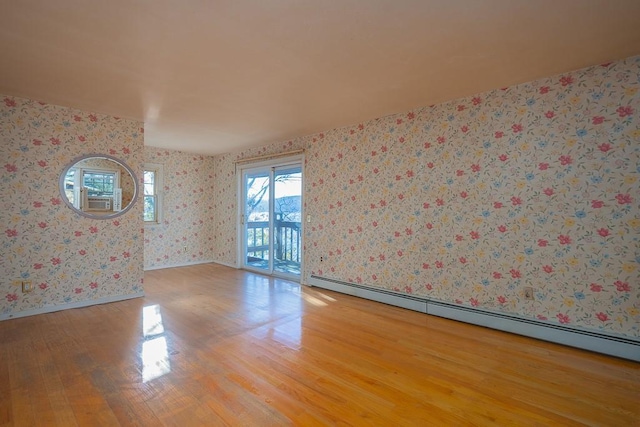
left=1, top=1, right=640, bottom=156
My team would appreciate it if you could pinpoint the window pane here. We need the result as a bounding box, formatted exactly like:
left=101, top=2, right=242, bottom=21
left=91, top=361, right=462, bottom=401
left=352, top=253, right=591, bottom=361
left=64, top=169, right=76, bottom=204
left=144, top=170, right=155, bottom=186
left=144, top=183, right=155, bottom=196
left=83, top=171, right=115, bottom=196
left=144, top=195, right=156, bottom=222
left=143, top=166, right=161, bottom=223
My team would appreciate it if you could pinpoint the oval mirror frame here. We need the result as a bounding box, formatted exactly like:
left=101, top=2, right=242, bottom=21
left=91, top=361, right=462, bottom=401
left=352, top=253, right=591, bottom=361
left=59, top=154, right=138, bottom=219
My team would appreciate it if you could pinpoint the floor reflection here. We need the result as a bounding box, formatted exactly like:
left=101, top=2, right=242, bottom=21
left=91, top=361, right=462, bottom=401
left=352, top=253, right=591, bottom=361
left=143, top=304, right=165, bottom=336
left=241, top=275, right=305, bottom=349
left=300, top=293, right=327, bottom=307
left=254, top=317, right=302, bottom=350
left=242, top=276, right=303, bottom=324
left=142, top=304, right=171, bottom=382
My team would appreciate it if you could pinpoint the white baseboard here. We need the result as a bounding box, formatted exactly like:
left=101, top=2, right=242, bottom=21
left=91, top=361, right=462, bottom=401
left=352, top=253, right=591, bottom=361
left=308, top=275, right=640, bottom=362
left=212, top=259, right=239, bottom=269
left=0, top=291, right=145, bottom=321
left=308, top=275, right=427, bottom=313
left=144, top=259, right=215, bottom=271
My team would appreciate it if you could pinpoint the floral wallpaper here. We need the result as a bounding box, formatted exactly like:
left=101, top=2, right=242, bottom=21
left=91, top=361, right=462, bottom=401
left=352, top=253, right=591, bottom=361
left=143, top=147, right=216, bottom=270
left=214, top=56, right=640, bottom=338
left=1, top=95, right=144, bottom=318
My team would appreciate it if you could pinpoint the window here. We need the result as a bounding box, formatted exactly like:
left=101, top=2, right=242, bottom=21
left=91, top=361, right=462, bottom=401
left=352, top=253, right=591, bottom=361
left=83, top=170, right=116, bottom=197
left=63, top=166, right=120, bottom=212
left=144, top=163, right=163, bottom=224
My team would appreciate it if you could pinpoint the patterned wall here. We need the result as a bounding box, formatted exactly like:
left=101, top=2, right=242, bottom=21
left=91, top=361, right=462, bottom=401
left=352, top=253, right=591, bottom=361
left=214, top=56, right=640, bottom=338
left=1, top=95, right=144, bottom=318
left=143, top=147, right=216, bottom=270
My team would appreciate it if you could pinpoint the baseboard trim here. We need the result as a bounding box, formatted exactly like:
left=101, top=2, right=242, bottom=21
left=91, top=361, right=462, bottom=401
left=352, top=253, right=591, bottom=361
left=0, top=291, right=145, bottom=321
left=308, top=275, right=427, bottom=313
left=144, top=259, right=215, bottom=271
left=309, top=275, right=639, bottom=362
left=212, top=260, right=239, bottom=269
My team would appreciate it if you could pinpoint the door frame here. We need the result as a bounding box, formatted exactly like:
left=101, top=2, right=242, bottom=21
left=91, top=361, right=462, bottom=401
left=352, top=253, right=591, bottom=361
left=236, top=154, right=305, bottom=281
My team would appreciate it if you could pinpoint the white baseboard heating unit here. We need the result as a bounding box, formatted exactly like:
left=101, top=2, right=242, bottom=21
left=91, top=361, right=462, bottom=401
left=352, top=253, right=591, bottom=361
left=309, top=275, right=640, bottom=362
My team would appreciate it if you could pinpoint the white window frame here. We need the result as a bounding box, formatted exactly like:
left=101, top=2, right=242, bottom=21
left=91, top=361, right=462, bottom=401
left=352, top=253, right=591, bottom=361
left=143, top=163, right=164, bottom=226
left=66, top=166, right=121, bottom=212
left=236, top=154, right=305, bottom=280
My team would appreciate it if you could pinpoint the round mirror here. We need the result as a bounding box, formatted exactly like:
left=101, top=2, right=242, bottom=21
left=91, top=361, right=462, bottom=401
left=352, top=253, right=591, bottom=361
left=59, top=154, right=138, bottom=219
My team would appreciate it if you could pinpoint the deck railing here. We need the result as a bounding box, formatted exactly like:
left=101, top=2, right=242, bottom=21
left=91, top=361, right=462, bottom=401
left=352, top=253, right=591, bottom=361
left=246, top=217, right=301, bottom=265
left=246, top=221, right=269, bottom=261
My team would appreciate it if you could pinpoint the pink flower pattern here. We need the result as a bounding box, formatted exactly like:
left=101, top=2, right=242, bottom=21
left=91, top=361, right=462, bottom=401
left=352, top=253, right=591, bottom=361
left=3, top=56, right=639, bottom=338
left=143, top=148, right=216, bottom=269
left=1, top=96, right=144, bottom=316
left=213, top=56, right=640, bottom=337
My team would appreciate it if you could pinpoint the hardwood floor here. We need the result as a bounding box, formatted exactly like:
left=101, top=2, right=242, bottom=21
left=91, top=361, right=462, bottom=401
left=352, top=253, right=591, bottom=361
left=1, top=263, right=638, bottom=426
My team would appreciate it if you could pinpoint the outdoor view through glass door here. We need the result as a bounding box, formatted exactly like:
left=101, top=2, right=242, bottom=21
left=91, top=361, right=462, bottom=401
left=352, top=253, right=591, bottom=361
left=242, top=163, right=302, bottom=278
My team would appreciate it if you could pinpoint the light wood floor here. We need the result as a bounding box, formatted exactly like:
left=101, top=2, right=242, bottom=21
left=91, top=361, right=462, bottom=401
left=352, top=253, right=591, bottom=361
left=1, top=264, right=638, bottom=426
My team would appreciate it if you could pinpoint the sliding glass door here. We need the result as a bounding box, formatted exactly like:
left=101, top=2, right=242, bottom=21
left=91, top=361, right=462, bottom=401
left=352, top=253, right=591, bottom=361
left=243, top=169, right=271, bottom=272
left=241, top=161, right=302, bottom=278
left=273, top=166, right=302, bottom=275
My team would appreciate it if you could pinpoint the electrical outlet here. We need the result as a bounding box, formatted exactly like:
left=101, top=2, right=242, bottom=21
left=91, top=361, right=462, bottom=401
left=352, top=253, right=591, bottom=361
left=524, top=287, right=535, bottom=300
left=320, top=256, right=323, bottom=262
left=22, top=281, right=33, bottom=293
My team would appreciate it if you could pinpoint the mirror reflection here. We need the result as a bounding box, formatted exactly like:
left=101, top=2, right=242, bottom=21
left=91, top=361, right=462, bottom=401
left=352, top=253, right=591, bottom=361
left=60, top=155, right=137, bottom=219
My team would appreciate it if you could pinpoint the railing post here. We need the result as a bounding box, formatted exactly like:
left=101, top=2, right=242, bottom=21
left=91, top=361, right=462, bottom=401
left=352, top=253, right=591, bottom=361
left=275, top=215, right=283, bottom=261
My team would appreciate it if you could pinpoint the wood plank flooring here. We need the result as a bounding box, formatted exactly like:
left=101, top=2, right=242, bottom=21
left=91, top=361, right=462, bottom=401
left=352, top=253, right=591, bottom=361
left=1, top=263, right=638, bottom=426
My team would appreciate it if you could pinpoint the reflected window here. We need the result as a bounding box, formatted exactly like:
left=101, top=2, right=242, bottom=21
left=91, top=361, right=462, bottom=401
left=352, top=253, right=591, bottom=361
left=142, top=337, right=170, bottom=383
left=141, top=304, right=171, bottom=382
left=59, top=155, right=137, bottom=218
left=64, top=165, right=121, bottom=212
left=83, top=170, right=116, bottom=196
left=143, top=304, right=165, bottom=337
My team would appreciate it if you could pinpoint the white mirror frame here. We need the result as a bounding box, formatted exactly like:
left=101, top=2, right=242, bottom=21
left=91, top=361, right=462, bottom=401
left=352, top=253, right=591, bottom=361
left=59, top=153, right=138, bottom=219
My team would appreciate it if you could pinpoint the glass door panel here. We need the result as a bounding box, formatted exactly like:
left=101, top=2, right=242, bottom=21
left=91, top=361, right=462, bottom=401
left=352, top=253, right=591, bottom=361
left=244, top=170, right=271, bottom=272
left=241, top=162, right=302, bottom=278
left=273, top=166, right=302, bottom=276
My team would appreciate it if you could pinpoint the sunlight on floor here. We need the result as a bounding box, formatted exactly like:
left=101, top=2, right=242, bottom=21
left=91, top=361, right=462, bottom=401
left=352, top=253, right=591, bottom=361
left=142, top=304, right=171, bottom=382
left=143, top=304, right=165, bottom=337
left=314, top=291, right=337, bottom=302
left=300, top=293, right=327, bottom=307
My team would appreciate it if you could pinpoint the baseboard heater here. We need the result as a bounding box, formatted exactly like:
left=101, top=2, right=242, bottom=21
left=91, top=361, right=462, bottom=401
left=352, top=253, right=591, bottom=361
left=309, top=275, right=639, bottom=362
